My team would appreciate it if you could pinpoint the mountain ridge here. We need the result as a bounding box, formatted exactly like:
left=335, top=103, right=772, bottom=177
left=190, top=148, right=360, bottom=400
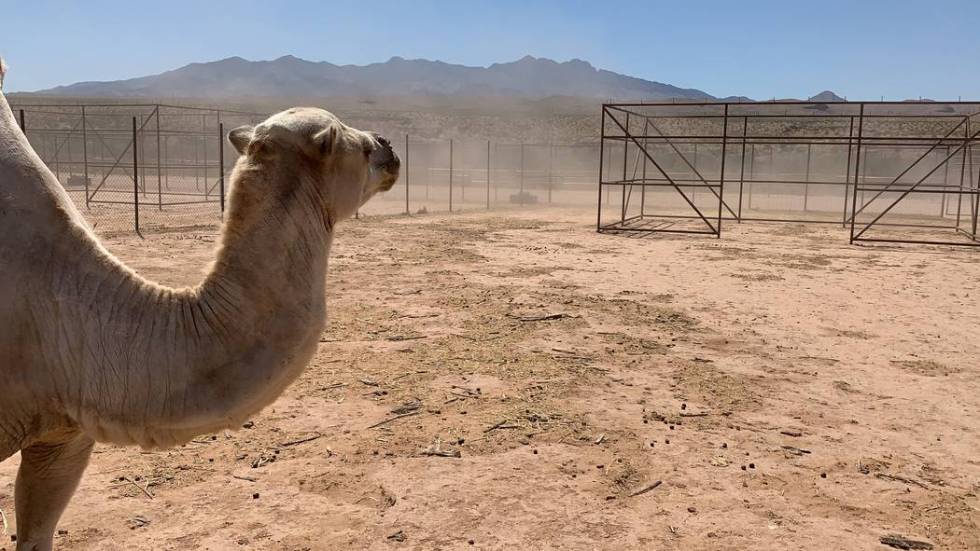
left=34, top=55, right=721, bottom=100
left=27, top=55, right=849, bottom=104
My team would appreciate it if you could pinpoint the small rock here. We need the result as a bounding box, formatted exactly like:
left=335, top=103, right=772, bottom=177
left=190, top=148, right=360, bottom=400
left=252, top=492, right=260, bottom=499
left=242, top=421, right=255, bottom=429
left=687, top=506, right=697, bottom=513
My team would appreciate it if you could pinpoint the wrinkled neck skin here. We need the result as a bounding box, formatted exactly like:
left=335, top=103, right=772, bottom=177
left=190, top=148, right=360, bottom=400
left=4, top=131, right=335, bottom=450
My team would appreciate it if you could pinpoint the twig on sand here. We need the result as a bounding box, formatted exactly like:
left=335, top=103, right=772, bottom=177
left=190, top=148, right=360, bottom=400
left=392, top=370, right=429, bottom=381
left=367, top=411, right=421, bottom=430
left=280, top=433, right=322, bottom=447
left=880, top=534, right=934, bottom=550
left=679, top=412, right=711, bottom=418
left=781, top=445, right=812, bottom=456
left=875, top=473, right=929, bottom=489
left=484, top=420, right=521, bottom=433
left=594, top=434, right=606, bottom=445
left=421, top=447, right=461, bottom=458
left=629, top=480, right=663, bottom=497
left=232, top=474, right=258, bottom=482
left=507, top=313, right=575, bottom=322
left=121, top=476, right=154, bottom=500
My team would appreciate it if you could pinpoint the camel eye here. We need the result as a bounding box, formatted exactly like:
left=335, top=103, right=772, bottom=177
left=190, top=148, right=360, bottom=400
left=362, top=142, right=373, bottom=158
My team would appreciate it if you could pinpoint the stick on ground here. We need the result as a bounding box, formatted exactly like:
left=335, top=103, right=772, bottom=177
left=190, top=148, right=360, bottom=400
left=880, top=534, right=934, bottom=550
left=629, top=480, right=663, bottom=497
left=367, top=411, right=421, bottom=429
left=280, top=433, right=322, bottom=447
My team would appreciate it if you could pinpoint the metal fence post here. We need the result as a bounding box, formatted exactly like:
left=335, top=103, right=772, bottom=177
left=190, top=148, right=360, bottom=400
left=486, top=140, right=491, bottom=209
left=202, top=114, right=208, bottom=199
left=18, top=109, right=24, bottom=132
left=132, top=117, right=140, bottom=235
left=597, top=107, right=606, bottom=230
left=842, top=116, right=855, bottom=226
left=848, top=104, right=866, bottom=243
left=81, top=106, right=89, bottom=209
left=156, top=106, right=162, bottom=210
left=219, top=122, right=225, bottom=217
left=404, top=134, right=409, bottom=214
left=717, top=104, right=729, bottom=238
left=449, top=139, right=454, bottom=213
left=548, top=144, right=553, bottom=204
left=520, top=142, right=525, bottom=206
left=803, top=143, right=811, bottom=211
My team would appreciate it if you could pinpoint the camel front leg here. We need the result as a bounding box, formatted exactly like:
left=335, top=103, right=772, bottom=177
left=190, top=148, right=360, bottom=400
left=14, top=431, right=94, bottom=551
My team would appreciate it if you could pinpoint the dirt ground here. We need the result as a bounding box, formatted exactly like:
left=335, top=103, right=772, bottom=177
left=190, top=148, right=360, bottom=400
left=1, top=207, right=979, bottom=550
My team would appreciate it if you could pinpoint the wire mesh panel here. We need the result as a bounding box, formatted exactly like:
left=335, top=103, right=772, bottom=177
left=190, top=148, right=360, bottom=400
left=10, top=102, right=266, bottom=236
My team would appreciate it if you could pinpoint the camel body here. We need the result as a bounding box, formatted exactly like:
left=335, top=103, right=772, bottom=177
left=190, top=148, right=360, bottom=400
left=0, top=62, right=399, bottom=550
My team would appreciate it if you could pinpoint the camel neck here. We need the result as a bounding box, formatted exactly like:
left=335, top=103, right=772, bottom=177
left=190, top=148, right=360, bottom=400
left=201, top=159, right=333, bottom=325
left=61, top=158, right=336, bottom=448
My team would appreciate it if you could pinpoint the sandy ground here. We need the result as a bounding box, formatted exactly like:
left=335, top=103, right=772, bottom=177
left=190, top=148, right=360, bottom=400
left=1, top=207, right=979, bottom=550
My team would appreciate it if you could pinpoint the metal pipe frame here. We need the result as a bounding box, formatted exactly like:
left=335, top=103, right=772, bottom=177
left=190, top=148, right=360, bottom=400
left=599, top=101, right=980, bottom=247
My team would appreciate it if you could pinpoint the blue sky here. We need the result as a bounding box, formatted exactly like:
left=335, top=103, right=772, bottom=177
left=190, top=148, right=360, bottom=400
left=3, top=0, right=978, bottom=100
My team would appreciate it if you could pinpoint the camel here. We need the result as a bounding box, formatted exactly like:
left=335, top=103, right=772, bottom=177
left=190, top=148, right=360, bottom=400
left=0, top=59, right=400, bottom=551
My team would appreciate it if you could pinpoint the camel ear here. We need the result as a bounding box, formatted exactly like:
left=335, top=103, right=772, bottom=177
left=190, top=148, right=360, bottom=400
left=313, top=125, right=337, bottom=158
left=228, top=125, right=254, bottom=155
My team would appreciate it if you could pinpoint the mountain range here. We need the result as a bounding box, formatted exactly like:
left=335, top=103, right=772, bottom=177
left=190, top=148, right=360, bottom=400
left=29, top=55, right=848, bottom=103
left=33, top=55, right=743, bottom=100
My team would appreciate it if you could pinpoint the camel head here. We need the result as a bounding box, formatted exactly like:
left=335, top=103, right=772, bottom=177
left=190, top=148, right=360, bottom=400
left=228, top=107, right=399, bottom=223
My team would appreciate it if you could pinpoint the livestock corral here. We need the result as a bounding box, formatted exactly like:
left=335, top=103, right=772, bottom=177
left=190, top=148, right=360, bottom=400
left=1, top=99, right=978, bottom=550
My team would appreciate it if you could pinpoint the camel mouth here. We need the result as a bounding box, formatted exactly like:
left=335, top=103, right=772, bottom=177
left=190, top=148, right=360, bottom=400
left=375, top=151, right=400, bottom=192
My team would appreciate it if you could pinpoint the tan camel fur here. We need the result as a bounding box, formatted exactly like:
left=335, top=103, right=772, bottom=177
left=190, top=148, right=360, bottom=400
left=0, top=61, right=399, bottom=550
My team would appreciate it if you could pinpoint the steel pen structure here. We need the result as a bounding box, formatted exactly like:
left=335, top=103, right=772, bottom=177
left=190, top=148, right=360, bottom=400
left=597, top=101, right=980, bottom=247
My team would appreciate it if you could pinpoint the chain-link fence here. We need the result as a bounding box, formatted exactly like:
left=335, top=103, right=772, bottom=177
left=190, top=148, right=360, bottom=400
left=10, top=101, right=603, bottom=235
left=364, top=137, right=600, bottom=216
left=10, top=103, right=266, bottom=235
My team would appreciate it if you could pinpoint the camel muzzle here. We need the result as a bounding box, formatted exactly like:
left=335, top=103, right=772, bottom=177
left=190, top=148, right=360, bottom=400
left=371, top=133, right=400, bottom=190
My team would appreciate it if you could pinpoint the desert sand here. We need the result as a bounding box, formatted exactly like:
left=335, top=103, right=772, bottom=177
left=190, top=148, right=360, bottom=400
left=1, top=207, right=978, bottom=550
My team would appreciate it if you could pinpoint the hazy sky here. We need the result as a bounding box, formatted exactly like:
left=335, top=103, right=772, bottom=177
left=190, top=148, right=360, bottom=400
left=3, top=0, right=978, bottom=100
